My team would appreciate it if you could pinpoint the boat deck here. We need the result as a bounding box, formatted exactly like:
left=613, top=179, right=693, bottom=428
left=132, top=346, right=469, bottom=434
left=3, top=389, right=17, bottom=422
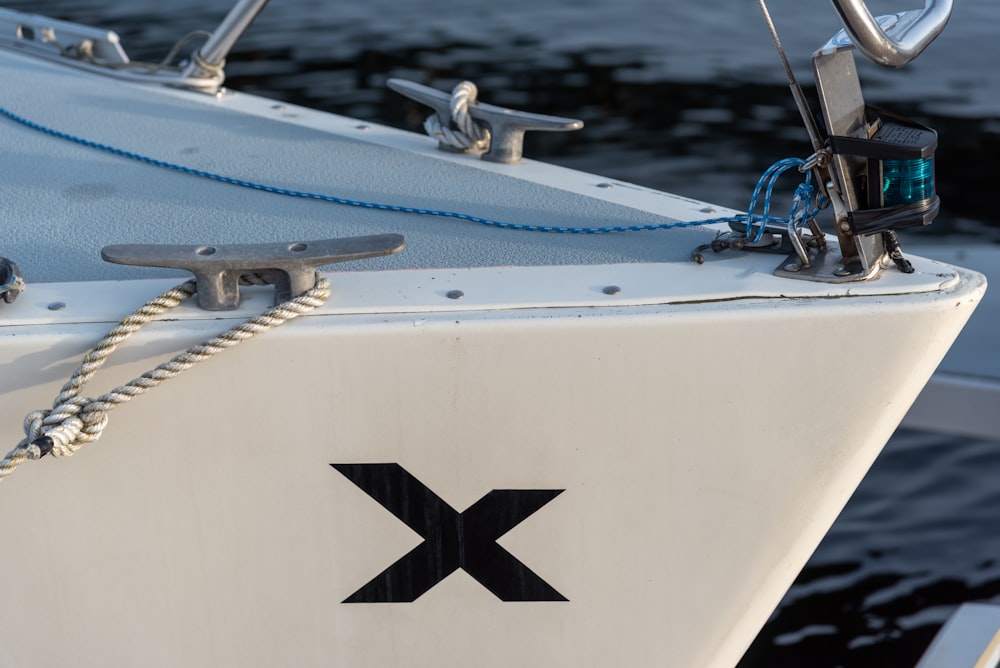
left=2, top=46, right=737, bottom=284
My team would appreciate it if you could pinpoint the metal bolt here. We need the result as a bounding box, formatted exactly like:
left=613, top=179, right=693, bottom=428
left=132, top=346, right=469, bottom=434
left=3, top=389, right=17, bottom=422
left=783, top=263, right=802, bottom=272
left=833, top=265, right=853, bottom=277
left=47, top=301, right=66, bottom=311
left=446, top=290, right=464, bottom=300
left=602, top=285, right=622, bottom=295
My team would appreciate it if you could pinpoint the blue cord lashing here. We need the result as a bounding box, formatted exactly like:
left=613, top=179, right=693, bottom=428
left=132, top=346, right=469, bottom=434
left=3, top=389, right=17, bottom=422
left=0, top=104, right=821, bottom=237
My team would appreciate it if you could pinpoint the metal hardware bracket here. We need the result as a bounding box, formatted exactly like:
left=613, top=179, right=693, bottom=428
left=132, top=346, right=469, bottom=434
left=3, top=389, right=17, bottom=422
left=0, top=0, right=272, bottom=93
left=387, top=78, right=583, bottom=164
left=101, top=235, right=405, bottom=311
left=773, top=246, right=882, bottom=283
left=812, top=45, right=885, bottom=276
left=0, top=8, right=221, bottom=91
left=0, top=9, right=128, bottom=64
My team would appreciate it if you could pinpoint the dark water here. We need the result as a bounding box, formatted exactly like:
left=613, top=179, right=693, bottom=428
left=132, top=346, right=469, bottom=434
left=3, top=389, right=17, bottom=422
left=6, top=1, right=1000, bottom=665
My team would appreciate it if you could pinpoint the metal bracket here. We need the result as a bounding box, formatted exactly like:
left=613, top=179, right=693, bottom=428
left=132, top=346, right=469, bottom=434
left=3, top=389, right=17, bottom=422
left=0, top=9, right=129, bottom=64
left=101, top=235, right=405, bottom=311
left=387, top=78, right=583, bottom=164
left=812, top=30, right=886, bottom=278
left=773, top=246, right=881, bottom=283
left=0, top=7, right=228, bottom=93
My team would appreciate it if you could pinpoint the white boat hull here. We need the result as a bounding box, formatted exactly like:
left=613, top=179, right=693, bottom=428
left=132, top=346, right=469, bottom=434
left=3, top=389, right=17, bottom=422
left=0, top=265, right=983, bottom=667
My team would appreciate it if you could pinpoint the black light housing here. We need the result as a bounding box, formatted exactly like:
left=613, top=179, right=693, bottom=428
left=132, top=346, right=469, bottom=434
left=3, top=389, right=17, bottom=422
left=829, top=107, right=939, bottom=236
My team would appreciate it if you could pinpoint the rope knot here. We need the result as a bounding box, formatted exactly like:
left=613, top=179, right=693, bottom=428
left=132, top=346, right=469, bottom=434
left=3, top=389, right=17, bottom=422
left=20, top=399, right=109, bottom=459
left=423, top=81, right=491, bottom=152
left=793, top=180, right=815, bottom=202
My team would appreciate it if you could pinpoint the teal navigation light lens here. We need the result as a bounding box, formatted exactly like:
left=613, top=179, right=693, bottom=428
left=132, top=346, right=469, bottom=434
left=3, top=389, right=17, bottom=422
left=882, top=157, right=935, bottom=206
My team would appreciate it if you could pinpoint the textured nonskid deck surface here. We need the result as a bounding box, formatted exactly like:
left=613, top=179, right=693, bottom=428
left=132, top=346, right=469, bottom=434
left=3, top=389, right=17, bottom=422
left=1, top=45, right=974, bottom=308
left=1, top=46, right=743, bottom=284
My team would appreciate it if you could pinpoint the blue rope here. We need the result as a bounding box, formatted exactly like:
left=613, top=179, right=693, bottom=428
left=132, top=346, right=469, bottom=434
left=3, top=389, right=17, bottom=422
left=0, top=104, right=819, bottom=236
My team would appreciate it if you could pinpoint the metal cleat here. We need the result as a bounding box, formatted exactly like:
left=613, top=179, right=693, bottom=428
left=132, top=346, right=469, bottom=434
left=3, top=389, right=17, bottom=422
left=101, top=234, right=405, bottom=311
left=387, top=78, right=583, bottom=164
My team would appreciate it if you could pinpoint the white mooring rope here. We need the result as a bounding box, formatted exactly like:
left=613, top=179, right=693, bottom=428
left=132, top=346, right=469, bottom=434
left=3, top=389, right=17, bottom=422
left=0, top=273, right=330, bottom=482
left=422, top=80, right=491, bottom=151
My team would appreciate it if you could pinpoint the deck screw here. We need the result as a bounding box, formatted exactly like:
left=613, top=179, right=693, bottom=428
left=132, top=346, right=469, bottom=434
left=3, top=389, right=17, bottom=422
left=446, top=290, right=464, bottom=300
left=47, top=301, right=66, bottom=311
left=783, top=263, right=802, bottom=272
left=602, top=285, right=622, bottom=295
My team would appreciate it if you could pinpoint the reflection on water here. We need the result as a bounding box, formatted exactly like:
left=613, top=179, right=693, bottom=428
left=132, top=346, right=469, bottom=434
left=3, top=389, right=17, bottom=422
left=5, top=1, right=1000, bottom=665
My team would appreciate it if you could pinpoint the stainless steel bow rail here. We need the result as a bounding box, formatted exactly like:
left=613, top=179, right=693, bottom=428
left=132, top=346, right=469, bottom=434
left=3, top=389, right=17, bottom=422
left=829, top=0, right=953, bottom=67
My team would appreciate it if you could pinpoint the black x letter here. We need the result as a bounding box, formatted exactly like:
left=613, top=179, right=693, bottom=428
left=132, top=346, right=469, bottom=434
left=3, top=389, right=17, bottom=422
left=332, top=463, right=567, bottom=602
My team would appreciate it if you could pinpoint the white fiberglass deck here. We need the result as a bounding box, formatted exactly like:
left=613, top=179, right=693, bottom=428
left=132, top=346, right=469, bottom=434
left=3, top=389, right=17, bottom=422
left=0, top=44, right=971, bottom=309
left=2, top=46, right=735, bottom=283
